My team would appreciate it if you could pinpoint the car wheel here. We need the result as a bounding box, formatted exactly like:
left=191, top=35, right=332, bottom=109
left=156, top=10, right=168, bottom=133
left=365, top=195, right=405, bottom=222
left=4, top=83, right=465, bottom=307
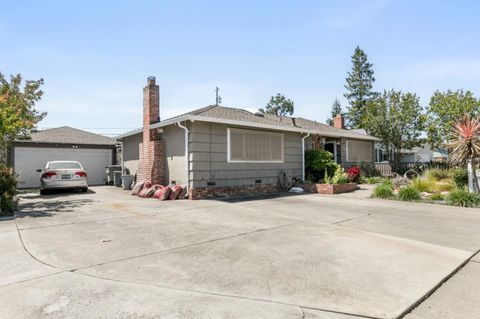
left=81, top=187, right=88, bottom=193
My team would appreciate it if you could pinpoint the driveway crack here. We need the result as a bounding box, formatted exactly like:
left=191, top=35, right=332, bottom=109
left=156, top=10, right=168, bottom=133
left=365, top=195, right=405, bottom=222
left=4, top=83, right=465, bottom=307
left=75, top=222, right=297, bottom=271
left=397, top=248, right=480, bottom=318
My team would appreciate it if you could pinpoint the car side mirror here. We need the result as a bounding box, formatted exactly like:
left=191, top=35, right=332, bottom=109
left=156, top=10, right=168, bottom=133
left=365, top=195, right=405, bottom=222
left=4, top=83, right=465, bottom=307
left=36, top=169, right=42, bottom=173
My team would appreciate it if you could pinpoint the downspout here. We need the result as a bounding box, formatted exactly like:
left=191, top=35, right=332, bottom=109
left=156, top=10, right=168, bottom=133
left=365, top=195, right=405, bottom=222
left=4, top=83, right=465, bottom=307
left=177, top=121, right=189, bottom=193
left=301, top=133, right=310, bottom=181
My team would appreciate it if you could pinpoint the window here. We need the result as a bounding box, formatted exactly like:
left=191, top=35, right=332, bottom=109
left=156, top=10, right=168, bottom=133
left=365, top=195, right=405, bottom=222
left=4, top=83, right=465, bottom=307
left=227, top=128, right=284, bottom=162
left=346, top=140, right=373, bottom=162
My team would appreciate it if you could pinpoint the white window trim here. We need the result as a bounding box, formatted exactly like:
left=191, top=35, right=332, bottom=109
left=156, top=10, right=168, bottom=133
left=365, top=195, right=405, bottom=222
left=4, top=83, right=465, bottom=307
left=227, top=128, right=284, bottom=163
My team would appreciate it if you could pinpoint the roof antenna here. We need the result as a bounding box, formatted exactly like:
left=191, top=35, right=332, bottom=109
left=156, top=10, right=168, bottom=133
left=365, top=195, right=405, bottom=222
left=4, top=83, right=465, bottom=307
left=215, top=87, right=222, bottom=106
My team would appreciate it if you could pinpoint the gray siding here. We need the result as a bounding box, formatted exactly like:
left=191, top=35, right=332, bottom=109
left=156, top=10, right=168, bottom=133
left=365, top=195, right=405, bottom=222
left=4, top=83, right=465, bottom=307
left=122, top=133, right=142, bottom=175
left=163, top=124, right=186, bottom=185
left=189, top=122, right=303, bottom=188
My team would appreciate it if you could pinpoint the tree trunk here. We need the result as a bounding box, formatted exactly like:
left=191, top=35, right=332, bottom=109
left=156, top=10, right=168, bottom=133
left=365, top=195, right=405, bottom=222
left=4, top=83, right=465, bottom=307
left=467, top=160, right=478, bottom=193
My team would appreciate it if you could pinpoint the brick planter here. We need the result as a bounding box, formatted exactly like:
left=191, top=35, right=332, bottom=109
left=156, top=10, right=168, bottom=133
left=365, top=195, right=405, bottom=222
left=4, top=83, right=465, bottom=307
left=307, top=183, right=358, bottom=195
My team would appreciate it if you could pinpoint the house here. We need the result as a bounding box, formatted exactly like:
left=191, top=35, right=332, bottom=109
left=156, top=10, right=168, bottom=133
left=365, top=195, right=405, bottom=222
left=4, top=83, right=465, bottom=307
left=373, top=141, right=448, bottom=164
left=116, top=77, right=378, bottom=199
left=9, top=127, right=116, bottom=188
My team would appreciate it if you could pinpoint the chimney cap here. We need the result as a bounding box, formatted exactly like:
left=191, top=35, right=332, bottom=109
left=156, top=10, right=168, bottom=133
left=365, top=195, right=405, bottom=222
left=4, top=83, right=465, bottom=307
left=147, top=76, right=156, bottom=84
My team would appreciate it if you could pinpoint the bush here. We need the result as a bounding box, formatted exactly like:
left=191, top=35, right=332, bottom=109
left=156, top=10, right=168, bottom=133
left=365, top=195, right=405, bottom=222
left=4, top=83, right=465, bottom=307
left=367, top=176, right=383, bottom=184
left=0, top=166, right=17, bottom=216
left=360, top=162, right=381, bottom=177
left=430, top=193, right=445, bottom=201
left=411, top=178, right=431, bottom=192
left=392, top=176, right=410, bottom=189
left=347, top=166, right=361, bottom=183
left=373, top=183, right=394, bottom=199
left=448, top=189, right=480, bottom=207
left=450, top=168, right=468, bottom=189
left=305, top=150, right=338, bottom=182
left=398, top=186, right=421, bottom=201
left=425, top=168, right=450, bottom=181
left=325, top=167, right=349, bottom=184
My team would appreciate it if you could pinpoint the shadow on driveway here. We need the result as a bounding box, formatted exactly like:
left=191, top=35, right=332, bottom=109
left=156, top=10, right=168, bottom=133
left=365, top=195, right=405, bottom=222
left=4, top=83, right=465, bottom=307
left=16, top=199, right=94, bottom=218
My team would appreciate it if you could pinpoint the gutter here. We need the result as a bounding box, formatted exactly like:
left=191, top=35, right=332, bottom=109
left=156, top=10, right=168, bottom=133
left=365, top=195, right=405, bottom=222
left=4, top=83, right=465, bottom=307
left=177, top=121, right=190, bottom=193
left=301, top=133, right=310, bottom=181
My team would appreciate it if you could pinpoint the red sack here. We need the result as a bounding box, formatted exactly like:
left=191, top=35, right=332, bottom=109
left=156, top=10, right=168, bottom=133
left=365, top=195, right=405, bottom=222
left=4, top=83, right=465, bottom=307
left=131, top=181, right=145, bottom=196
left=152, top=185, right=164, bottom=199
left=158, top=185, right=171, bottom=201
left=169, top=185, right=183, bottom=200
left=177, top=185, right=187, bottom=200
left=138, top=187, right=150, bottom=198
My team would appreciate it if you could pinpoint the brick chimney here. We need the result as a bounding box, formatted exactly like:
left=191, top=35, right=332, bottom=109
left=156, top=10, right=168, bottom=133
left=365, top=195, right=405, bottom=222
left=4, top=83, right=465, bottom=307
left=136, top=76, right=166, bottom=185
left=333, top=114, right=345, bottom=129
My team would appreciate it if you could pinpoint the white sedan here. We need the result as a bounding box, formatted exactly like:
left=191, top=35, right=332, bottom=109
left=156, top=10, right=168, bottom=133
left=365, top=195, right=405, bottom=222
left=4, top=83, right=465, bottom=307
left=38, top=161, right=88, bottom=195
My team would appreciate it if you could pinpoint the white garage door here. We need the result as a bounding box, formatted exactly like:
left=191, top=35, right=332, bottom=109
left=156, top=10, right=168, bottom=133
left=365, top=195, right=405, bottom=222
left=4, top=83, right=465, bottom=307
left=14, top=147, right=112, bottom=188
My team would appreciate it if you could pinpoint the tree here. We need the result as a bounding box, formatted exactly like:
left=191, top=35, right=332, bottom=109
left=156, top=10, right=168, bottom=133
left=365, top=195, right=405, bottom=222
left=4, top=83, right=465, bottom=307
left=0, top=73, right=46, bottom=164
left=363, top=90, right=426, bottom=165
left=344, top=46, right=378, bottom=128
left=326, top=98, right=346, bottom=126
left=260, top=93, right=294, bottom=116
left=448, top=114, right=480, bottom=193
left=426, top=90, right=480, bottom=150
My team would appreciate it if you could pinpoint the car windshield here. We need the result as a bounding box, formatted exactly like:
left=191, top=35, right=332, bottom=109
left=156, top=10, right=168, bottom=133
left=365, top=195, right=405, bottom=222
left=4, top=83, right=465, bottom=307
left=49, top=162, right=82, bottom=170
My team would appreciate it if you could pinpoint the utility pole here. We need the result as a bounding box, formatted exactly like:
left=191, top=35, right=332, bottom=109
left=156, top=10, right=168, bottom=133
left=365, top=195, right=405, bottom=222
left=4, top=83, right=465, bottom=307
left=215, top=87, right=222, bottom=106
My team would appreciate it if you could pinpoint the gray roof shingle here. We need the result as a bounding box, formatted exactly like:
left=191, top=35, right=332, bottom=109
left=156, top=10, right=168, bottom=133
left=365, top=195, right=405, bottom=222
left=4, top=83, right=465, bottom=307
left=187, top=106, right=378, bottom=140
left=17, top=126, right=115, bottom=146
left=118, top=105, right=378, bottom=141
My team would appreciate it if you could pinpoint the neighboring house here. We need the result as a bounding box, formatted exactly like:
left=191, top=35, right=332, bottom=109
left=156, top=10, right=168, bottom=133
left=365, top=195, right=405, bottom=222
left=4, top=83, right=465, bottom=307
left=116, top=77, right=378, bottom=199
left=373, top=141, right=448, bottom=164
left=8, top=127, right=116, bottom=188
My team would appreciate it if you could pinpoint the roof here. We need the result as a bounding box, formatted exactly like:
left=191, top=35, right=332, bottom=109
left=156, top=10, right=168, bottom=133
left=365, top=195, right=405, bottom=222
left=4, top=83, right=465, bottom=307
left=15, top=126, right=116, bottom=146
left=117, top=105, right=379, bottom=141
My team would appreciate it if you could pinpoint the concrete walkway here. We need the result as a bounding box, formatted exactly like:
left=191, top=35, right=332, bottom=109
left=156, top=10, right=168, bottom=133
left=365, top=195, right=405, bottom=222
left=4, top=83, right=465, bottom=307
left=1, top=186, right=480, bottom=318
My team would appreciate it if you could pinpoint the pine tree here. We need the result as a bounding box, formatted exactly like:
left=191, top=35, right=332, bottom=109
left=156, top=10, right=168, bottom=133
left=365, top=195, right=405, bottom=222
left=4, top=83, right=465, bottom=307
left=344, top=46, right=377, bottom=128
left=326, top=98, right=345, bottom=126
left=260, top=93, right=294, bottom=116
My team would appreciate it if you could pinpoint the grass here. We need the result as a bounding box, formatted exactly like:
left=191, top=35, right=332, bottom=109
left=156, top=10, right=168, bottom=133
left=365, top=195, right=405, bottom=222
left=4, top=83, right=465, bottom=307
left=398, top=186, right=421, bottom=201
left=373, top=182, right=394, bottom=199
left=447, top=189, right=480, bottom=207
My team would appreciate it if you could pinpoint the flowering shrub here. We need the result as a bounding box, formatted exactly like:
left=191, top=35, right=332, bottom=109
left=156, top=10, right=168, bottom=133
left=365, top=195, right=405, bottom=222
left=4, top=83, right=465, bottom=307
left=346, top=166, right=361, bottom=183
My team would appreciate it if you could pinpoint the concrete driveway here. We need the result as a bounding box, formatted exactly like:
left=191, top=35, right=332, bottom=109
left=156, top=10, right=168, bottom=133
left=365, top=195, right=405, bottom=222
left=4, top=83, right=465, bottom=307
left=1, top=186, right=480, bottom=319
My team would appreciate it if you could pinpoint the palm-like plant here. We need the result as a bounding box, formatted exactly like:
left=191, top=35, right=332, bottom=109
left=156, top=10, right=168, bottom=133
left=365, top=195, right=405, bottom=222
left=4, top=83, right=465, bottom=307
left=448, top=114, right=480, bottom=192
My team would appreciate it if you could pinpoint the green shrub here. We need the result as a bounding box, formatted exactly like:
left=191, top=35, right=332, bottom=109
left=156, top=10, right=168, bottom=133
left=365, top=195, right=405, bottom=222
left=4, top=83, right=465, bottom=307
left=450, top=168, right=468, bottom=189
left=448, top=189, right=480, bottom=207
left=430, top=193, right=445, bottom=201
left=411, top=178, right=430, bottom=192
left=425, top=168, right=450, bottom=181
left=367, top=176, right=383, bottom=184
left=358, top=176, right=368, bottom=184
left=398, top=186, right=421, bottom=201
left=373, top=183, right=394, bottom=199
left=411, top=176, right=454, bottom=193
left=326, top=167, right=349, bottom=184
left=305, top=150, right=338, bottom=182
left=359, top=162, right=381, bottom=177
left=0, top=166, right=17, bottom=216
left=381, top=179, right=393, bottom=188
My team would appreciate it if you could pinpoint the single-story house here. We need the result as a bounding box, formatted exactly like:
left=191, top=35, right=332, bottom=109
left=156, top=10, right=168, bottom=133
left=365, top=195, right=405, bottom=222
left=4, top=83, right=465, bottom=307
left=8, top=127, right=116, bottom=188
left=116, top=77, right=378, bottom=199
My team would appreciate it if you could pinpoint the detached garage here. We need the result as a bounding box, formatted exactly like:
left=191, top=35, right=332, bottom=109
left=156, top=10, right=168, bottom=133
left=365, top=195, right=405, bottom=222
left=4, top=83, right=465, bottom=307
left=9, top=126, right=116, bottom=188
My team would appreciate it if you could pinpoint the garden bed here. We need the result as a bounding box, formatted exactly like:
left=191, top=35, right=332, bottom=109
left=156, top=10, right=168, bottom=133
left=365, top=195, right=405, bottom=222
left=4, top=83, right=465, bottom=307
left=307, top=183, right=358, bottom=194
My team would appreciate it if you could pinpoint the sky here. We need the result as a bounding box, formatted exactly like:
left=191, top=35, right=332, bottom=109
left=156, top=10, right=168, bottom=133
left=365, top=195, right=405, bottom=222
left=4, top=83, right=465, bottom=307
left=2, top=0, right=480, bottom=136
